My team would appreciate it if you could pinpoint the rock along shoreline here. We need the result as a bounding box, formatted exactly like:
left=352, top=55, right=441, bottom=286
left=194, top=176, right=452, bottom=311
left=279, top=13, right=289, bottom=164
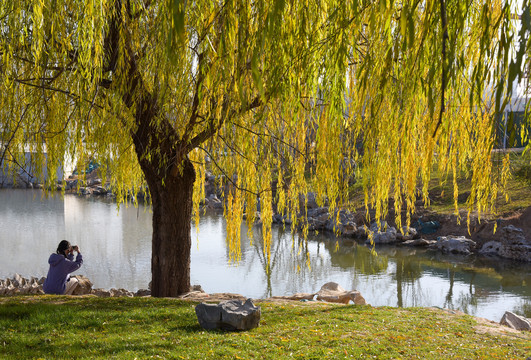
left=7, top=172, right=531, bottom=262
left=1, top=275, right=530, bottom=333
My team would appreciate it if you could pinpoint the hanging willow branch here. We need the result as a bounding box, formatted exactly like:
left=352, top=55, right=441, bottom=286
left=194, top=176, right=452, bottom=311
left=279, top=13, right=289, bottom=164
left=0, top=0, right=527, bottom=268
left=433, top=0, right=449, bottom=138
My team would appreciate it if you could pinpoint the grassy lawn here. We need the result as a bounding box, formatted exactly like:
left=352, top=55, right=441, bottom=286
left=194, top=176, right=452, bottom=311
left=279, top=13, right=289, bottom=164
left=344, top=151, right=531, bottom=220
left=0, top=296, right=529, bottom=359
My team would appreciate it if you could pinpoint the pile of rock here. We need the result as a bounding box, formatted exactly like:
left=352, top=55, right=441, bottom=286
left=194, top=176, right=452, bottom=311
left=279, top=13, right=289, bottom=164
left=65, top=177, right=113, bottom=196
left=365, top=221, right=418, bottom=245
left=202, top=194, right=224, bottom=210
left=269, top=282, right=366, bottom=305
left=0, top=274, right=152, bottom=297
left=296, top=207, right=362, bottom=237
left=397, top=225, right=530, bottom=262
left=0, top=274, right=45, bottom=295
left=432, top=235, right=477, bottom=255
left=297, top=195, right=365, bottom=237
left=69, top=277, right=153, bottom=297
left=271, top=192, right=365, bottom=238
left=91, top=288, right=151, bottom=297
left=480, top=225, right=531, bottom=262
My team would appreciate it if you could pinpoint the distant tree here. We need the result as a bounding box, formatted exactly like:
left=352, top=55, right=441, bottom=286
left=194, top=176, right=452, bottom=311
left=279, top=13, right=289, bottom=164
left=0, top=0, right=528, bottom=296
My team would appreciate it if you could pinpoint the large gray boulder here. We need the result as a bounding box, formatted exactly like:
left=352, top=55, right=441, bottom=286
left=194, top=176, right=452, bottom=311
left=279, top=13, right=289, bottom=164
left=305, top=207, right=330, bottom=231
left=498, top=244, right=531, bottom=262
left=480, top=226, right=531, bottom=262
left=435, top=236, right=476, bottom=255
left=366, top=221, right=398, bottom=244
left=479, top=241, right=503, bottom=255
left=396, top=227, right=419, bottom=241
left=500, top=311, right=531, bottom=331
left=195, top=299, right=261, bottom=331
left=71, top=275, right=93, bottom=295
left=134, top=289, right=151, bottom=297
left=315, top=282, right=366, bottom=305
left=479, top=225, right=531, bottom=262
left=499, top=225, right=527, bottom=245
left=205, top=194, right=223, bottom=210
left=337, top=221, right=357, bottom=236
left=325, top=210, right=358, bottom=237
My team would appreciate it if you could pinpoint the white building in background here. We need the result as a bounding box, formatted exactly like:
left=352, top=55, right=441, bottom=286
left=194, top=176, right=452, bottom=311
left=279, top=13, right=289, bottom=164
left=0, top=146, right=75, bottom=188
left=497, top=94, right=529, bottom=149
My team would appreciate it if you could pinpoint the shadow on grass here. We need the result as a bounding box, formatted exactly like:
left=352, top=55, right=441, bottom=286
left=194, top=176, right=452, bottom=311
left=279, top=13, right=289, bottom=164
left=0, top=304, right=35, bottom=320
left=0, top=297, right=211, bottom=359
left=169, top=323, right=204, bottom=333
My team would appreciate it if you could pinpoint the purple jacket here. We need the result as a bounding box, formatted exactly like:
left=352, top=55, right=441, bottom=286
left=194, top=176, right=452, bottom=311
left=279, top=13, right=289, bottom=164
left=43, top=253, right=83, bottom=294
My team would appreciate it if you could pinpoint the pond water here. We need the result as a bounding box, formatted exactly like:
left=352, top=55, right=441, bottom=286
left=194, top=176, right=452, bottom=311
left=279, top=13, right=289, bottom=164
left=0, top=189, right=530, bottom=322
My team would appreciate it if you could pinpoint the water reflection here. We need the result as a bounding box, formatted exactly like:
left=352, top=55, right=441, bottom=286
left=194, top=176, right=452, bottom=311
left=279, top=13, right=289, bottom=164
left=0, top=189, right=529, bottom=322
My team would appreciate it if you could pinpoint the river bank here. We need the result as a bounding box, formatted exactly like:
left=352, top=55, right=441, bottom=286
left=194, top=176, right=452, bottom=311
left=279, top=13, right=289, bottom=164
left=2, top=273, right=531, bottom=334
left=9, top=167, right=531, bottom=244
left=54, top=171, right=531, bottom=262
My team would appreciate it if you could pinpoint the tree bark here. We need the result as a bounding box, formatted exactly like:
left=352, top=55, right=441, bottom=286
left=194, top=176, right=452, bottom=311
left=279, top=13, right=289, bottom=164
left=144, top=157, right=195, bottom=297
left=131, top=96, right=196, bottom=297
left=107, top=0, right=199, bottom=297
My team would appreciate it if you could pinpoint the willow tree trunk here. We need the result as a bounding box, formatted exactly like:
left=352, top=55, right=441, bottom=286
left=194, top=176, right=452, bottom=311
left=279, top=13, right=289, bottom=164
left=131, top=98, right=196, bottom=297
left=144, top=158, right=195, bottom=297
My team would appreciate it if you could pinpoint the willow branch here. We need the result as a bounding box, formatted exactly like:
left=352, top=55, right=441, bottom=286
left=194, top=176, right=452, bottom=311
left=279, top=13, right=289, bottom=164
left=232, top=122, right=307, bottom=158
left=185, top=92, right=265, bottom=153
left=432, top=0, right=449, bottom=138
left=198, top=146, right=263, bottom=197
left=0, top=104, right=30, bottom=167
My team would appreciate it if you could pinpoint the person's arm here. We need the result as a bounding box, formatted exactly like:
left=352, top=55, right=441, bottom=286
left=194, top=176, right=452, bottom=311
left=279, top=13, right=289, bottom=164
left=65, top=248, right=83, bottom=272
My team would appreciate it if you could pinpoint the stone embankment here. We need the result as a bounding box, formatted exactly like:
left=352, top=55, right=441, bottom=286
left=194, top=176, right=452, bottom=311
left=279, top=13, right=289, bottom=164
left=203, top=175, right=531, bottom=262
left=0, top=274, right=150, bottom=297
left=0, top=274, right=45, bottom=295
left=0, top=276, right=366, bottom=306
left=11, top=170, right=531, bottom=262
left=0, top=276, right=365, bottom=307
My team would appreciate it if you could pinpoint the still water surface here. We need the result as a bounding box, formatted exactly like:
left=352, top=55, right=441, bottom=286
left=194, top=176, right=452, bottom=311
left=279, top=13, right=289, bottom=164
left=0, top=189, right=530, bottom=322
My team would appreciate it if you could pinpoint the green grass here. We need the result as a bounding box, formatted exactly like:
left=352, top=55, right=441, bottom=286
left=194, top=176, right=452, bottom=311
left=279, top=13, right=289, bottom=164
left=424, top=155, right=531, bottom=217
left=0, top=296, right=529, bottom=359
left=344, top=152, right=531, bottom=219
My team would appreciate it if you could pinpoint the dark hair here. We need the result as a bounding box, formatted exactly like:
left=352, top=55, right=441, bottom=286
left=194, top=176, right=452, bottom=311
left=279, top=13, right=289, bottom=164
left=56, top=240, right=71, bottom=257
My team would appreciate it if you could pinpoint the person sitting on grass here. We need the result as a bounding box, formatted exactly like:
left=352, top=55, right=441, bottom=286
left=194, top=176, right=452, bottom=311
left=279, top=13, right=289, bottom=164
left=43, top=240, right=83, bottom=295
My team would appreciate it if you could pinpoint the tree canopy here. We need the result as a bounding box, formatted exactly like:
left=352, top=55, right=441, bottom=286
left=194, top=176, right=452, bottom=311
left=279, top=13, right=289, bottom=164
left=1, top=0, right=529, bottom=296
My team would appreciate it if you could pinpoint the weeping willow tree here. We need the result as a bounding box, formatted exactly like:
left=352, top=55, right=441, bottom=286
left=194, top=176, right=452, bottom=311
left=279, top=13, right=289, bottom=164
left=0, top=0, right=529, bottom=296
